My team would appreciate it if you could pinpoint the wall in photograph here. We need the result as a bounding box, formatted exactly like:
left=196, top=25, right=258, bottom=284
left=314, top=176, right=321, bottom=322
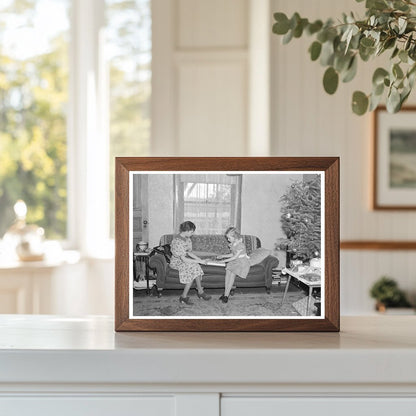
left=148, top=174, right=174, bottom=247
left=241, top=174, right=300, bottom=251
left=145, top=173, right=307, bottom=256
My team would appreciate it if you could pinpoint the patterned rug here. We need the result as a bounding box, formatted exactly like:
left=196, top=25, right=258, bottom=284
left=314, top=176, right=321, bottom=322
left=132, top=285, right=308, bottom=317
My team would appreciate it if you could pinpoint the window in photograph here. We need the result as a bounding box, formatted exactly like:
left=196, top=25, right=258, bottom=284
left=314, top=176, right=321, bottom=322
left=174, top=174, right=242, bottom=234
left=0, top=0, right=70, bottom=239
left=106, top=0, right=152, bottom=237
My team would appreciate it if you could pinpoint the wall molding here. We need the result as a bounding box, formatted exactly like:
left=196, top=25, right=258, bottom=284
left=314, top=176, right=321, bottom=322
left=341, top=241, right=416, bottom=250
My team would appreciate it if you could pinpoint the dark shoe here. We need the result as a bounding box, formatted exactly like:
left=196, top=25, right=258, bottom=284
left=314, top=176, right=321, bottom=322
left=197, top=291, right=211, bottom=301
left=219, top=294, right=229, bottom=304
left=179, top=296, right=193, bottom=305
left=230, top=289, right=235, bottom=296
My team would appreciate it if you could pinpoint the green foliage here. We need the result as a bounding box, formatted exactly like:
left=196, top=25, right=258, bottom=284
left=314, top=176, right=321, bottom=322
left=369, top=276, right=411, bottom=307
left=278, top=176, right=321, bottom=261
left=0, top=21, right=69, bottom=238
left=0, top=0, right=151, bottom=239
left=272, top=0, right=416, bottom=115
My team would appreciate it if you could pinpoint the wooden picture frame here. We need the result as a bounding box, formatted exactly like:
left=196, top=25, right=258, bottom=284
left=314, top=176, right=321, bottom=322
left=373, top=106, right=416, bottom=210
left=115, top=157, right=339, bottom=332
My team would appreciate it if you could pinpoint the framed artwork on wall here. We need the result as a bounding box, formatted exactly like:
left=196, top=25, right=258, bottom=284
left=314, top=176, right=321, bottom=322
left=115, top=157, right=339, bottom=332
left=374, top=106, right=416, bottom=210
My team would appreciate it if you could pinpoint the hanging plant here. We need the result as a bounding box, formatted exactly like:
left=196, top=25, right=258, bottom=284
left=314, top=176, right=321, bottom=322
left=272, top=0, right=416, bottom=115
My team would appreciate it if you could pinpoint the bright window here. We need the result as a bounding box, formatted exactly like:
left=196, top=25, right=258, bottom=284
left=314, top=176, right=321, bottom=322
left=0, top=0, right=70, bottom=239
left=106, top=0, right=151, bottom=237
left=174, top=174, right=242, bottom=234
left=0, top=0, right=151, bottom=251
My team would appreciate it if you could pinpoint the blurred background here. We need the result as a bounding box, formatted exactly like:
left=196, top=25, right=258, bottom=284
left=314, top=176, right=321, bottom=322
left=0, top=0, right=415, bottom=316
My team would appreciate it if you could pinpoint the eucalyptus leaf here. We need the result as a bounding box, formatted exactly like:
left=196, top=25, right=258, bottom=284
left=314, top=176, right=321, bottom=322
left=359, top=44, right=375, bottom=61
left=360, top=37, right=375, bottom=48
left=373, top=82, right=385, bottom=96
left=393, top=63, right=404, bottom=79
left=369, top=92, right=383, bottom=111
left=352, top=91, right=369, bottom=115
left=386, top=87, right=401, bottom=112
left=320, top=40, right=335, bottom=66
left=272, top=3, right=416, bottom=115
left=372, top=68, right=389, bottom=85
left=405, top=34, right=413, bottom=51
left=399, top=50, right=408, bottom=63
left=309, top=41, right=322, bottom=61
left=323, top=67, right=339, bottom=94
left=398, top=17, right=407, bottom=34
left=273, top=13, right=290, bottom=35
left=391, top=47, right=399, bottom=59
left=307, top=20, right=323, bottom=35
left=290, top=13, right=301, bottom=30
left=293, top=18, right=308, bottom=38
left=366, top=0, right=388, bottom=10
left=383, top=37, right=396, bottom=50
left=282, top=29, right=294, bottom=44
left=342, top=56, right=358, bottom=83
left=334, top=52, right=351, bottom=72
left=401, top=88, right=411, bottom=103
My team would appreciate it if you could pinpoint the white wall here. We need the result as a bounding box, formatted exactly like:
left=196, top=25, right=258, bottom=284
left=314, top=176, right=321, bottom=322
left=271, top=0, right=416, bottom=313
left=148, top=174, right=174, bottom=247
left=27, top=0, right=416, bottom=316
left=152, top=0, right=269, bottom=156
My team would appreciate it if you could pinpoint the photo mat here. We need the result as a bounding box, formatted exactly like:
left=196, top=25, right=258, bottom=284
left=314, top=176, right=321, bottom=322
left=374, top=107, right=416, bottom=209
left=129, top=171, right=325, bottom=320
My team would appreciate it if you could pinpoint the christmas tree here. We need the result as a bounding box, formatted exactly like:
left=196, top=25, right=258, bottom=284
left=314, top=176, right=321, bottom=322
left=278, top=175, right=321, bottom=262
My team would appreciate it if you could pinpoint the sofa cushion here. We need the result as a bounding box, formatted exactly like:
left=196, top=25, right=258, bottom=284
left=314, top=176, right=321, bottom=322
left=160, top=234, right=261, bottom=255
left=249, top=248, right=271, bottom=266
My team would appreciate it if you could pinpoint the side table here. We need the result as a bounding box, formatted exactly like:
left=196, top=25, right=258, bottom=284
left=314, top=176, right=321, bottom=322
left=281, top=267, right=321, bottom=316
left=133, top=252, right=152, bottom=294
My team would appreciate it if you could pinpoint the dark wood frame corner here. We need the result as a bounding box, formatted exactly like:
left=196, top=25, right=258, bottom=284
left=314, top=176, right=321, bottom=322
left=373, top=106, right=416, bottom=210
left=115, top=157, right=340, bottom=332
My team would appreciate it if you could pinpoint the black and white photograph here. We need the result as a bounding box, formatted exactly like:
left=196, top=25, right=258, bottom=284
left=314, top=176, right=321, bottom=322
left=129, top=171, right=324, bottom=319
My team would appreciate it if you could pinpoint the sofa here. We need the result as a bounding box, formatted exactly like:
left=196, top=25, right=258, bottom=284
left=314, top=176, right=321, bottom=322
left=148, top=234, right=279, bottom=295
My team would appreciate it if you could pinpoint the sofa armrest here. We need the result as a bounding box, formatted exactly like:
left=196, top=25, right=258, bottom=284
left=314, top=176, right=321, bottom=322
left=259, top=255, right=279, bottom=289
left=148, top=254, right=169, bottom=289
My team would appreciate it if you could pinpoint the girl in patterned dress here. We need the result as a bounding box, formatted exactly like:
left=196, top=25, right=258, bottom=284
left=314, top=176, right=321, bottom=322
left=170, top=221, right=212, bottom=305
left=217, top=227, right=250, bottom=303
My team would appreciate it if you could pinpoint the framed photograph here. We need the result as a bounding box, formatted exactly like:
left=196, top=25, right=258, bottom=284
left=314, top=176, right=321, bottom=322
left=115, top=157, right=339, bottom=331
left=374, top=106, right=416, bottom=209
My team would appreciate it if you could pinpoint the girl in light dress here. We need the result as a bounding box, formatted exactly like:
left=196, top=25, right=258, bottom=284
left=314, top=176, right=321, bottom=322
left=170, top=221, right=211, bottom=305
left=217, top=227, right=250, bottom=304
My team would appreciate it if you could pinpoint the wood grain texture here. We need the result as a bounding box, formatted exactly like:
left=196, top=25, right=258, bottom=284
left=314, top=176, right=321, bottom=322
left=115, top=157, right=340, bottom=332
left=341, top=241, right=416, bottom=250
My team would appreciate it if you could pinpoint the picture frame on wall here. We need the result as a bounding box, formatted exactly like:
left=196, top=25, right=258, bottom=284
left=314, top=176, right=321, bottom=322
left=374, top=106, right=416, bottom=210
left=115, top=157, right=339, bottom=332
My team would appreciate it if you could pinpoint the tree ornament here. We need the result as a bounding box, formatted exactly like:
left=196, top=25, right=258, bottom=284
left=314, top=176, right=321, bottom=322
left=278, top=176, right=321, bottom=261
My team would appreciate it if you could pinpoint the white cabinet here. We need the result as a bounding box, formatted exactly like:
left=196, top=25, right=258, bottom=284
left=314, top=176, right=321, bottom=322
left=222, top=398, right=416, bottom=416
left=1, top=316, right=416, bottom=415
left=1, top=397, right=175, bottom=416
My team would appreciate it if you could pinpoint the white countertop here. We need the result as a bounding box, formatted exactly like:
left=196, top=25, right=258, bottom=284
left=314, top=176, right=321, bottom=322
left=0, top=315, right=415, bottom=388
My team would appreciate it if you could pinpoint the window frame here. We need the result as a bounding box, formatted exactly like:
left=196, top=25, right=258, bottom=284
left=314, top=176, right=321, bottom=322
left=173, top=174, right=242, bottom=235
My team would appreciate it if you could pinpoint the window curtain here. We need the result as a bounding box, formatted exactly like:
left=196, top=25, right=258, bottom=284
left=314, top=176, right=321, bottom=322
left=173, top=174, right=242, bottom=235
